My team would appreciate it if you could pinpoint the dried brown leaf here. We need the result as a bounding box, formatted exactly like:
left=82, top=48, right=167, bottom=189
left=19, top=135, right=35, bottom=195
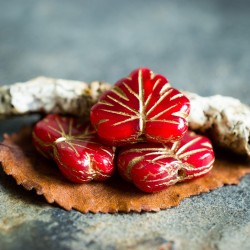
left=0, top=127, right=249, bottom=213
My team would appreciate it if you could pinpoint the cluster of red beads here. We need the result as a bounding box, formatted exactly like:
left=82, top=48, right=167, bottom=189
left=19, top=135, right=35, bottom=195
left=33, top=68, right=215, bottom=193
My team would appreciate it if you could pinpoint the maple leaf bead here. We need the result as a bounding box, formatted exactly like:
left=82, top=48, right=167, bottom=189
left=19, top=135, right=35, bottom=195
left=32, top=114, right=92, bottom=158
left=32, top=114, right=115, bottom=183
left=90, top=68, right=190, bottom=146
left=117, top=131, right=215, bottom=193
left=53, top=136, right=115, bottom=183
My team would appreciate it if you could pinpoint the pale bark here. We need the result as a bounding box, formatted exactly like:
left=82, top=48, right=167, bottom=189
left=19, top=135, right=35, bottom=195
left=184, top=92, right=250, bottom=157
left=0, top=76, right=111, bottom=118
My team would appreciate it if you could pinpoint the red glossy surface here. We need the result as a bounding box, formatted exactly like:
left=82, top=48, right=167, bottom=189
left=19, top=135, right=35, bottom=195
left=90, top=68, right=190, bottom=146
left=117, top=131, right=215, bottom=193
left=32, top=114, right=115, bottom=183
left=32, top=114, right=91, bottom=158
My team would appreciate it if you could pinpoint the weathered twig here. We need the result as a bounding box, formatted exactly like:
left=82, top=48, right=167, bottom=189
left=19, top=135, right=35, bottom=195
left=1, top=77, right=250, bottom=157
left=0, top=77, right=111, bottom=118
left=185, top=92, right=250, bottom=157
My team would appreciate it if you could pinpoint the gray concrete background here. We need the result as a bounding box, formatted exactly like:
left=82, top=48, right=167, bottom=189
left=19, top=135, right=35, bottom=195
left=0, top=0, right=250, bottom=249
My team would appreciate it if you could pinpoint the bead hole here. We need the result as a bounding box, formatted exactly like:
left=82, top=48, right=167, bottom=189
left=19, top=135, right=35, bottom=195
left=177, top=169, right=186, bottom=178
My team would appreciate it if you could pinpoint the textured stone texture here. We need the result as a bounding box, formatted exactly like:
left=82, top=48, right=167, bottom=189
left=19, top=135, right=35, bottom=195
left=0, top=0, right=250, bottom=249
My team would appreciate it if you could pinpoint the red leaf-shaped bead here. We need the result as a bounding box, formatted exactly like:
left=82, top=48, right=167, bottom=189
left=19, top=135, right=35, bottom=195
left=32, top=114, right=115, bottom=183
left=90, top=68, right=190, bottom=145
left=117, top=131, right=215, bottom=193
left=53, top=136, right=115, bottom=183
left=32, top=114, right=92, bottom=158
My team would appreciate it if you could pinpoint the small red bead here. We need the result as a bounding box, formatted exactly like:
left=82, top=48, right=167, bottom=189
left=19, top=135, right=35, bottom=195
left=117, top=131, right=215, bottom=193
left=90, top=68, right=190, bottom=146
left=33, top=114, right=115, bottom=183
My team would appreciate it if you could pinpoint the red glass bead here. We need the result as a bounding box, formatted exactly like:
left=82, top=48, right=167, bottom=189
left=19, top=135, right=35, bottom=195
left=117, top=131, right=215, bottom=193
left=32, top=114, right=115, bottom=183
left=90, top=68, right=190, bottom=146
left=32, top=114, right=91, bottom=158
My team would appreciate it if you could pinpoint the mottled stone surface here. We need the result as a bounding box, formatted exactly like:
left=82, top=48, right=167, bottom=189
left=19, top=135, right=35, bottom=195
left=0, top=0, right=250, bottom=249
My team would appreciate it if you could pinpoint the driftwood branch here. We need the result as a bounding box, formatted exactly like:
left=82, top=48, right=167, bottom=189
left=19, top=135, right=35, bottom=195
left=185, top=92, right=250, bottom=157
left=0, top=77, right=111, bottom=118
left=1, top=77, right=250, bottom=157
